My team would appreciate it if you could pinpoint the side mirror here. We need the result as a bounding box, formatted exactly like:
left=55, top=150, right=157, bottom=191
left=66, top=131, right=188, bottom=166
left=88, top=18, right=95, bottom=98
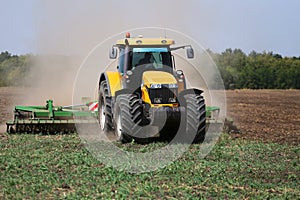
left=109, top=46, right=118, bottom=59
left=186, top=46, right=194, bottom=59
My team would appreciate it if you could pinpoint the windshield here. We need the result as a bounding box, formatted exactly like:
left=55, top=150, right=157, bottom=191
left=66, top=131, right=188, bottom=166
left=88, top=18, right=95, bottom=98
left=117, top=47, right=173, bottom=74
left=129, top=47, right=172, bottom=71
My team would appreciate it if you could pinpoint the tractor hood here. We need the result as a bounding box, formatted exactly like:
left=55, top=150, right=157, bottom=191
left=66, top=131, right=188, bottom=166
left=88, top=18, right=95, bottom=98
left=142, top=71, right=177, bottom=88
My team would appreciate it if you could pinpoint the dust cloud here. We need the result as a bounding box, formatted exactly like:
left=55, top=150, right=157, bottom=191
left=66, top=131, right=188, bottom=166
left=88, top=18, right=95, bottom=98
left=21, top=55, right=80, bottom=105
left=24, top=0, right=225, bottom=114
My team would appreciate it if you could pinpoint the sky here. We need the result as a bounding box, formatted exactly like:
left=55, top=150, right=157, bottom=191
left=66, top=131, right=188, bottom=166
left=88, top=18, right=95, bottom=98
left=0, top=0, right=300, bottom=57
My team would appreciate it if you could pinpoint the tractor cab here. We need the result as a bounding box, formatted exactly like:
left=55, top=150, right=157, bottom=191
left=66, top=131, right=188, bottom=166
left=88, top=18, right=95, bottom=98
left=111, top=35, right=174, bottom=75
left=108, top=33, right=194, bottom=94
left=109, top=33, right=193, bottom=75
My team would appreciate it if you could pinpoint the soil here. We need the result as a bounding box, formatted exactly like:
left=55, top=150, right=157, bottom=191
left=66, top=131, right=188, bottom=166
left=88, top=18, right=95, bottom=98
left=0, top=87, right=299, bottom=145
left=226, top=89, right=300, bottom=145
left=0, top=87, right=27, bottom=133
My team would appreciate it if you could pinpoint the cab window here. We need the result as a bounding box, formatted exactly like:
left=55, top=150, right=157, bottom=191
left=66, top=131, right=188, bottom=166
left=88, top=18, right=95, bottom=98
left=118, top=48, right=125, bottom=74
left=130, top=48, right=172, bottom=71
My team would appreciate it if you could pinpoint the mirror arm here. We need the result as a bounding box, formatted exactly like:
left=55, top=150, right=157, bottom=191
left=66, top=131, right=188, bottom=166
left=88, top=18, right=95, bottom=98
left=170, top=45, right=191, bottom=51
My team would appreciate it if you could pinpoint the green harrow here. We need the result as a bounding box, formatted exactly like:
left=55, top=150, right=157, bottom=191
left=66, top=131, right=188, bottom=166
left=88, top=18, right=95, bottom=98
left=6, top=100, right=97, bottom=134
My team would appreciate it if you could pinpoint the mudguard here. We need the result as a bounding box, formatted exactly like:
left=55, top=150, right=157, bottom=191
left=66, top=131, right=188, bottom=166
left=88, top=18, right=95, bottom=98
left=99, top=71, right=122, bottom=97
left=115, top=89, right=136, bottom=99
left=178, top=88, right=204, bottom=106
left=179, top=88, right=203, bottom=96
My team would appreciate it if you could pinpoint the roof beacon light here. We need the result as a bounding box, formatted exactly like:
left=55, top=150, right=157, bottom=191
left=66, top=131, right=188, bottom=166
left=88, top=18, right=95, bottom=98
left=125, top=32, right=130, bottom=38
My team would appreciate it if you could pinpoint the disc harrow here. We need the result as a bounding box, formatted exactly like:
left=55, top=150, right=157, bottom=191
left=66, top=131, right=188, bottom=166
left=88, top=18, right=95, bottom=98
left=6, top=100, right=98, bottom=134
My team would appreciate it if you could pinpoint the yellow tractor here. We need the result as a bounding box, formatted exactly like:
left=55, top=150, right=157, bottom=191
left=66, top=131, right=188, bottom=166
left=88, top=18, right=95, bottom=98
left=98, top=33, right=208, bottom=143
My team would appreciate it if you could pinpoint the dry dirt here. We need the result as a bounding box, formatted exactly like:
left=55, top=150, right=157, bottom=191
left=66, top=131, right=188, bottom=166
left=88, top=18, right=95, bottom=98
left=227, top=89, right=300, bottom=145
left=0, top=87, right=299, bottom=145
left=0, top=87, right=27, bottom=133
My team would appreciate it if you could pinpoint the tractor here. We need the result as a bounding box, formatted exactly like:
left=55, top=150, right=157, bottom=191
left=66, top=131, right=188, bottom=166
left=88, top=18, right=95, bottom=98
left=6, top=33, right=222, bottom=141
left=98, top=33, right=209, bottom=143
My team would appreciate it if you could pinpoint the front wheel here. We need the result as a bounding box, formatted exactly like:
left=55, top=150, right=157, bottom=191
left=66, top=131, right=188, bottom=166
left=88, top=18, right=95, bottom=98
left=114, top=94, right=143, bottom=143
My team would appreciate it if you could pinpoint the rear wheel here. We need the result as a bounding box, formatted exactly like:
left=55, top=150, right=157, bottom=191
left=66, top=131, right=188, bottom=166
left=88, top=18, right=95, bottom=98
left=185, top=93, right=206, bottom=143
left=114, top=94, right=143, bottom=143
left=98, top=81, right=113, bottom=131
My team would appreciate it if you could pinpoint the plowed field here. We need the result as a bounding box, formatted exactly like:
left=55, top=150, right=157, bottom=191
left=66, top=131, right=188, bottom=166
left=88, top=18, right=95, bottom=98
left=1, top=87, right=299, bottom=145
left=227, top=90, right=300, bottom=145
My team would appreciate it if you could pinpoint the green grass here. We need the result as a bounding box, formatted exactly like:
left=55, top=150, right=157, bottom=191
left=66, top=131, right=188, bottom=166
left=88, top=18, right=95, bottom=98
left=0, top=133, right=299, bottom=199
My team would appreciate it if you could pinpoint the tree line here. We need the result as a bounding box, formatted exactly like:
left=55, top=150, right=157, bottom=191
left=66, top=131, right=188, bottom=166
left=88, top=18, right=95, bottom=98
left=0, top=51, right=32, bottom=86
left=0, top=50, right=299, bottom=89
left=208, top=48, right=300, bottom=89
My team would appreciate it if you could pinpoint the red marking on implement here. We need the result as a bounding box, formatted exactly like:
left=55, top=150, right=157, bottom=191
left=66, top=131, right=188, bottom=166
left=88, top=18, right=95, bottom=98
left=88, top=102, right=98, bottom=111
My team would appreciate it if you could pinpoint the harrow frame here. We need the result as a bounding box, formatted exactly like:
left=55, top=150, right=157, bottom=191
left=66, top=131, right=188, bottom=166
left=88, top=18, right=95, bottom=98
left=6, top=100, right=97, bottom=134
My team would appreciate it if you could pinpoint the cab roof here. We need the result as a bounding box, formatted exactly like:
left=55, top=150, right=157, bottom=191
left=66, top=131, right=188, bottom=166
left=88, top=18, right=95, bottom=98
left=116, top=37, right=175, bottom=46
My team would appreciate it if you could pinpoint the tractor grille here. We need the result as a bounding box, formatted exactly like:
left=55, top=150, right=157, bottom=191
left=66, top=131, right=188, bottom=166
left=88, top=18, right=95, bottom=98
left=147, top=86, right=178, bottom=104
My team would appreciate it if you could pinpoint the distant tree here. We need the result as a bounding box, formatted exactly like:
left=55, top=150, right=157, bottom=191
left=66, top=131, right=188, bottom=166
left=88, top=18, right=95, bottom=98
left=273, top=54, right=282, bottom=59
left=0, top=52, right=32, bottom=86
left=0, top=51, right=11, bottom=63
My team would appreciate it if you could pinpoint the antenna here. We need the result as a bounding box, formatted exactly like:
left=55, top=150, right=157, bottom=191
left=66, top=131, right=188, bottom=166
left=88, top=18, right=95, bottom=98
left=164, top=28, right=167, bottom=38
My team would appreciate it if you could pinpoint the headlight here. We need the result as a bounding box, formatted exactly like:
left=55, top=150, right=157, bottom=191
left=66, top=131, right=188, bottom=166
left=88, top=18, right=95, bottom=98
left=176, top=70, right=183, bottom=75
left=150, top=84, right=162, bottom=89
left=126, top=70, right=133, bottom=76
left=169, top=98, right=177, bottom=103
left=153, top=98, right=162, bottom=103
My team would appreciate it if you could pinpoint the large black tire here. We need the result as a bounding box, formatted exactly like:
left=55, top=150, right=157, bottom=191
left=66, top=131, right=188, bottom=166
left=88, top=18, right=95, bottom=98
left=114, top=94, right=143, bottom=143
left=98, top=81, right=113, bottom=132
left=185, top=93, right=206, bottom=143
